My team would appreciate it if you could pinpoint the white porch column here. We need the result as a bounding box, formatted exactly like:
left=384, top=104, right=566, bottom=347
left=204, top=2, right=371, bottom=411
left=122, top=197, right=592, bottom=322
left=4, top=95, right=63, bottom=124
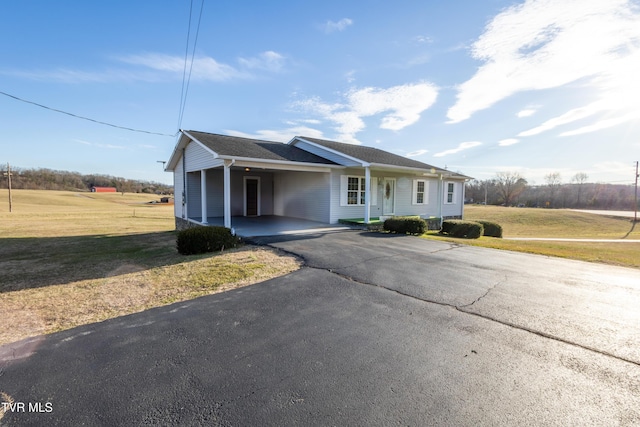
left=223, top=160, right=232, bottom=228
left=364, top=166, right=371, bottom=223
left=200, top=169, right=208, bottom=224
left=438, top=174, right=444, bottom=228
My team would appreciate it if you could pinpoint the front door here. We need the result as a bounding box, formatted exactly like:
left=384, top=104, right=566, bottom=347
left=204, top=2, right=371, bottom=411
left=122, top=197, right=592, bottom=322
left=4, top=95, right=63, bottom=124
left=382, top=178, right=395, bottom=215
left=245, top=178, right=259, bottom=216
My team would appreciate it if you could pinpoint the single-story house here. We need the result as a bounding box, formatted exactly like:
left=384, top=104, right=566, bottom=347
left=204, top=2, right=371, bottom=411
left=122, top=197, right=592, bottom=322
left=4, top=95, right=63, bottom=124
left=165, top=130, right=470, bottom=231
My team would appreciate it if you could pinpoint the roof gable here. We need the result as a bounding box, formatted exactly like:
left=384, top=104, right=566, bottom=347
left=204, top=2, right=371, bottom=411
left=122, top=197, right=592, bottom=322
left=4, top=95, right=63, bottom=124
left=185, top=131, right=337, bottom=165
left=293, top=136, right=446, bottom=171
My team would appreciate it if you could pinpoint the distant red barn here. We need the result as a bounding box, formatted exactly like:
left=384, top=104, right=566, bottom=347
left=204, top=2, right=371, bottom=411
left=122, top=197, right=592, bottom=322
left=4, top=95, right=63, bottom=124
left=90, top=186, right=117, bottom=193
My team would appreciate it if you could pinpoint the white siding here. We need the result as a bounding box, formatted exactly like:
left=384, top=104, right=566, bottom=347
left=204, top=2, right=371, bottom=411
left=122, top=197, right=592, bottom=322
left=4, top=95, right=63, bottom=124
left=186, top=171, right=201, bottom=218
left=185, top=141, right=215, bottom=172
left=330, top=170, right=444, bottom=223
left=205, top=169, right=225, bottom=217
left=330, top=169, right=383, bottom=223
left=274, top=171, right=330, bottom=223
left=294, top=140, right=361, bottom=166
left=442, top=180, right=465, bottom=217
left=230, top=170, right=274, bottom=216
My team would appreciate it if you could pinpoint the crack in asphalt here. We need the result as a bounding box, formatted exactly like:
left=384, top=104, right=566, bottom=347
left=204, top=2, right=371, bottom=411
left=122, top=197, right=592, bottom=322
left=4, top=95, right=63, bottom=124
left=256, top=240, right=640, bottom=368
left=457, top=277, right=504, bottom=309
left=327, top=266, right=640, bottom=368
left=426, top=243, right=463, bottom=254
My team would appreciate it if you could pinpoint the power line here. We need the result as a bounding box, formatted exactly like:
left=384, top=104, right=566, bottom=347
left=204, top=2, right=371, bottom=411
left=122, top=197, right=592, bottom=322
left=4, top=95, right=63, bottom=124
left=177, top=0, right=194, bottom=130
left=177, top=0, right=205, bottom=131
left=0, top=90, right=176, bottom=137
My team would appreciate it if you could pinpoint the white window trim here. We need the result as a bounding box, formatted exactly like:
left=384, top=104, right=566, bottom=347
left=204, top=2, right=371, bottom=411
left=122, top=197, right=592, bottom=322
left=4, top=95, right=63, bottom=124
left=340, top=175, right=378, bottom=206
left=412, top=179, right=429, bottom=205
left=444, top=181, right=456, bottom=204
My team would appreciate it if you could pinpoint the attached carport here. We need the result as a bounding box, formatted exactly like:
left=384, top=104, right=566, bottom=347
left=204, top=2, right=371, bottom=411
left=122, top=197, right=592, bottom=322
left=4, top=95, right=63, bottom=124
left=168, top=131, right=342, bottom=234
left=183, top=163, right=337, bottom=232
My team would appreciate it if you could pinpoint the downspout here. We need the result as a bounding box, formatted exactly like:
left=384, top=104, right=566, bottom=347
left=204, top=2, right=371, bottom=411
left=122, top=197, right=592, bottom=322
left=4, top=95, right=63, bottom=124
left=182, top=148, right=187, bottom=219
left=461, top=180, right=467, bottom=219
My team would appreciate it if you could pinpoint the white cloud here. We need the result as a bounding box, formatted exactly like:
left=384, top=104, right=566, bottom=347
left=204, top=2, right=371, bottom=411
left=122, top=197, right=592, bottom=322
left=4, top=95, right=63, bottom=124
left=406, top=149, right=429, bottom=157
left=345, top=70, right=356, bottom=83
left=323, top=18, right=353, bottom=33
left=119, top=53, right=246, bottom=81
left=559, top=111, right=640, bottom=136
left=518, top=101, right=604, bottom=136
left=413, top=35, right=434, bottom=44
left=237, top=51, right=285, bottom=72
left=517, top=108, right=538, bottom=118
left=75, top=139, right=126, bottom=149
left=498, top=138, right=519, bottom=146
left=11, top=51, right=288, bottom=83
left=225, top=126, right=325, bottom=143
left=293, top=82, right=438, bottom=143
left=447, top=0, right=640, bottom=124
left=434, top=141, right=482, bottom=157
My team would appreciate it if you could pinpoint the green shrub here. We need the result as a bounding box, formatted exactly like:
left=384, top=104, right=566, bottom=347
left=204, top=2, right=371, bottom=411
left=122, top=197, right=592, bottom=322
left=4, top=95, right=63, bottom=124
left=440, top=220, right=456, bottom=235
left=475, top=220, right=503, bottom=238
left=383, top=217, right=427, bottom=235
left=176, top=226, right=241, bottom=255
left=441, top=220, right=483, bottom=239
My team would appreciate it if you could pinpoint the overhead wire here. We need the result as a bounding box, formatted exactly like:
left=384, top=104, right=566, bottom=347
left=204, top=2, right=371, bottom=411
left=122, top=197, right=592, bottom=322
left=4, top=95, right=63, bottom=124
left=176, top=0, right=205, bottom=132
left=177, top=0, right=194, bottom=132
left=1, top=1, right=207, bottom=139
left=0, top=90, right=176, bottom=137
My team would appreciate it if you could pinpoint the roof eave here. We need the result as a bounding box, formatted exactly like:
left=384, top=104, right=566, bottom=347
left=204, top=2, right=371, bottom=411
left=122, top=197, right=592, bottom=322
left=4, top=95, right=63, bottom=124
left=217, top=154, right=343, bottom=169
left=366, top=162, right=465, bottom=178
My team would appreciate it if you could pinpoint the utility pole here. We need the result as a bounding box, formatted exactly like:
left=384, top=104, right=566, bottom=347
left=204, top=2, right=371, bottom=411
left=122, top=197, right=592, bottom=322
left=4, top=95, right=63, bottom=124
left=3, top=163, right=12, bottom=212
left=634, top=161, right=639, bottom=223
left=484, top=180, right=488, bottom=205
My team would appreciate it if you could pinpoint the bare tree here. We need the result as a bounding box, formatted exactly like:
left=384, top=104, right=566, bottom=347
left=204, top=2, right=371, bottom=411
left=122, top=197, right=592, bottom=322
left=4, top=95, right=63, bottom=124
left=571, top=172, right=589, bottom=207
left=544, top=172, right=562, bottom=207
left=495, top=171, right=527, bottom=206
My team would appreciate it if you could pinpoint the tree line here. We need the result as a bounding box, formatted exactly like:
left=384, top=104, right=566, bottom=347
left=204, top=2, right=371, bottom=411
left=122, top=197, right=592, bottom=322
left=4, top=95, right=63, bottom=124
left=466, top=171, right=638, bottom=211
left=0, top=166, right=173, bottom=195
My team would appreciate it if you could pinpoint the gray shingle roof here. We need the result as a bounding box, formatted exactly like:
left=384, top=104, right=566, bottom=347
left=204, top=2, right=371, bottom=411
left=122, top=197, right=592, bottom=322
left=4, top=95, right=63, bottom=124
left=186, top=131, right=337, bottom=165
left=297, top=136, right=447, bottom=172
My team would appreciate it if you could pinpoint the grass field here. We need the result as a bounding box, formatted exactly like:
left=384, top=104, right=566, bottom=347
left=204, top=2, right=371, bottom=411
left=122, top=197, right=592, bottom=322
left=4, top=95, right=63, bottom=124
left=423, top=205, right=640, bottom=268
left=0, top=189, right=300, bottom=346
left=3, top=191, right=638, bottom=345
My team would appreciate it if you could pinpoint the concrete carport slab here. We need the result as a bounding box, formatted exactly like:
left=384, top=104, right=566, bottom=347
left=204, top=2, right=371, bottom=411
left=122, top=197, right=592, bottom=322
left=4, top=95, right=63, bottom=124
left=195, top=215, right=351, bottom=237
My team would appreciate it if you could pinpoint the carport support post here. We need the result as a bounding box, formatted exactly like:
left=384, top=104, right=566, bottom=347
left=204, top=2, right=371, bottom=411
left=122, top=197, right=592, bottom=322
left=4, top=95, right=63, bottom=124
left=364, top=166, right=371, bottom=223
left=223, top=160, right=232, bottom=228
left=201, top=169, right=208, bottom=224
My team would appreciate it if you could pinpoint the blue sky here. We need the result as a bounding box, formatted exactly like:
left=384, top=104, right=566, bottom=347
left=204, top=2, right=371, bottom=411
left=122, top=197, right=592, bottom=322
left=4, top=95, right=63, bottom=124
left=2, top=0, right=639, bottom=186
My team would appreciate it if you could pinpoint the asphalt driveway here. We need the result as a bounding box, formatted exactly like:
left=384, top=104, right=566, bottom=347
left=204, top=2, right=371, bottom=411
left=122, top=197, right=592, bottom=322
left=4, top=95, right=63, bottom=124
left=2, top=231, right=640, bottom=425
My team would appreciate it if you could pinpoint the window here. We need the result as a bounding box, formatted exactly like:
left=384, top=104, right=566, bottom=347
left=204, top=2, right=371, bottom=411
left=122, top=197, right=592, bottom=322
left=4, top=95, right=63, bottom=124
left=347, top=176, right=365, bottom=205
left=340, top=175, right=377, bottom=206
left=446, top=182, right=456, bottom=204
left=412, top=179, right=428, bottom=205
